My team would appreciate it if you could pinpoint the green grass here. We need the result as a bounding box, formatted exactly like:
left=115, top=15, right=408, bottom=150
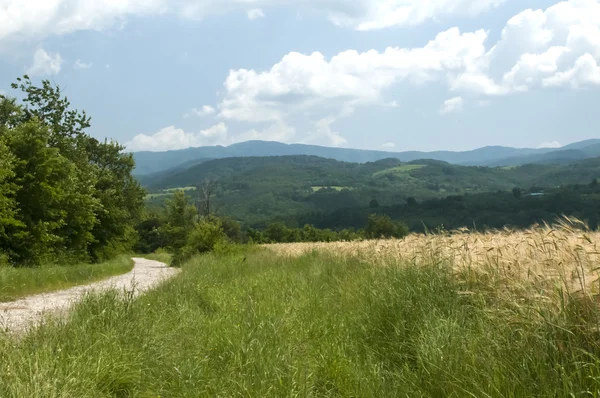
left=1, top=250, right=600, bottom=396
left=372, top=164, right=425, bottom=178
left=0, top=255, right=134, bottom=302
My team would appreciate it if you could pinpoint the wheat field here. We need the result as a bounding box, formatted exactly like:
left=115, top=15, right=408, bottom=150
left=267, top=217, right=600, bottom=302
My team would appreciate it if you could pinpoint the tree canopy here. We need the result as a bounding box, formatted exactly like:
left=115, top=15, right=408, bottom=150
left=0, top=76, right=145, bottom=266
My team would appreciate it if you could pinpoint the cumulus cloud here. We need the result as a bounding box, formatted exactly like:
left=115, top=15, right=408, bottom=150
left=382, top=142, right=396, bottom=149
left=74, top=59, right=92, bottom=69
left=539, top=141, right=562, bottom=148
left=214, top=0, right=600, bottom=144
left=457, top=0, right=600, bottom=94
left=125, top=121, right=297, bottom=151
left=185, top=105, right=216, bottom=118
left=0, top=0, right=505, bottom=44
left=439, top=97, right=464, bottom=114
left=126, top=123, right=228, bottom=152
left=27, top=48, right=63, bottom=76
left=219, top=27, right=488, bottom=123
left=247, top=8, right=265, bottom=20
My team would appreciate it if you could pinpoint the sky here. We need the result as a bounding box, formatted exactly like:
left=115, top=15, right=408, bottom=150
left=1, top=0, right=600, bottom=153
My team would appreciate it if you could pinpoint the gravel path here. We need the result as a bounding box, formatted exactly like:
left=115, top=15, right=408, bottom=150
left=0, top=257, right=179, bottom=333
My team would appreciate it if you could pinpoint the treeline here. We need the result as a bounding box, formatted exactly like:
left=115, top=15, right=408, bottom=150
left=136, top=191, right=409, bottom=264
left=290, top=182, right=600, bottom=233
left=0, top=77, right=145, bottom=266
left=247, top=214, right=408, bottom=243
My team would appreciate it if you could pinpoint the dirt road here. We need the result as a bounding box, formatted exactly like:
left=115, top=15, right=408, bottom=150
left=0, top=258, right=179, bottom=333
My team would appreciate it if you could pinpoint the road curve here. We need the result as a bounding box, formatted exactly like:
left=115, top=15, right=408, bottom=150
left=0, top=258, right=179, bottom=333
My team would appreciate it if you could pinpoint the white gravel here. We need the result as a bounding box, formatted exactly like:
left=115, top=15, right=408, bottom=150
left=0, top=257, right=179, bottom=333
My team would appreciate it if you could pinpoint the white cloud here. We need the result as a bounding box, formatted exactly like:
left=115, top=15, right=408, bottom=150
left=539, top=141, right=562, bottom=148
left=0, top=0, right=505, bottom=45
left=126, top=123, right=228, bottom=152
left=219, top=27, right=488, bottom=123
left=247, top=8, right=265, bottom=20
left=302, top=116, right=347, bottom=147
left=185, top=105, right=216, bottom=118
left=439, top=97, right=464, bottom=114
left=126, top=120, right=298, bottom=151
left=74, top=59, right=92, bottom=69
left=456, top=0, right=600, bottom=95
left=27, top=48, right=63, bottom=76
left=382, top=142, right=396, bottom=149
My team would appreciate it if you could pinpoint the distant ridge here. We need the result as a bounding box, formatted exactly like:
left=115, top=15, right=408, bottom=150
left=132, top=139, right=600, bottom=176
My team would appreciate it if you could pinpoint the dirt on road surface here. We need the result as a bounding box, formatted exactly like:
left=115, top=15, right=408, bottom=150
left=0, top=257, right=179, bottom=333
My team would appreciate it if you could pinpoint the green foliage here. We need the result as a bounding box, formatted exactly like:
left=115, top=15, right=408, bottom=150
left=0, top=76, right=145, bottom=265
left=365, top=214, right=409, bottom=239
left=162, top=190, right=196, bottom=254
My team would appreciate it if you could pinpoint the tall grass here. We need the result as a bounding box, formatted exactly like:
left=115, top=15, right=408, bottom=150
left=0, top=255, right=134, bottom=302
left=1, top=249, right=600, bottom=396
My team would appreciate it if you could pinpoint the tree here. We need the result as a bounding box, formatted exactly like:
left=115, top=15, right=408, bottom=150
left=163, top=190, right=196, bottom=252
left=512, top=187, right=522, bottom=199
left=2, top=119, right=97, bottom=264
left=0, top=76, right=145, bottom=265
left=365, top=214, right=409, bottom=239
left=369, top=199, right=380, bottom=208
left=196, top=178, right=219, bottom=217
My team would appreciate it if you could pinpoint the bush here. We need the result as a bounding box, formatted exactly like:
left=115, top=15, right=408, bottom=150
left=173, top=219, right=228, bottom=266
left=365, top=214, right=409, bottom=239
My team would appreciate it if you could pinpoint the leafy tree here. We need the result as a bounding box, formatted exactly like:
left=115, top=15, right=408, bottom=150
left=163, top=190, right=196, bottom=253
left=0, top=76, right=145, bottom=265
left=512, top=187, right=522, bottom=199
left=0, top=137, right=20, bottom=246
left=369, top=199, right=380, bottom=208
left=365, top=214, right=409, bottom=239
left=2, top=119, right=97, bottom=264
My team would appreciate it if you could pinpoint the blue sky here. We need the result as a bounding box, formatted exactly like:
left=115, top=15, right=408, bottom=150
left=1, top=0, right=599, bottom=152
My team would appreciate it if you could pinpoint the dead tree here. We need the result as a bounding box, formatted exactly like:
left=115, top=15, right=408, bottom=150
left=196, top=178, right=219, bottom=218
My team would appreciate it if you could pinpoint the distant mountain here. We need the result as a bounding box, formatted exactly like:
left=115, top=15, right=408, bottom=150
left=481, top=143, right=600, bottom=167
left=131, top=139, right=599, bottom=176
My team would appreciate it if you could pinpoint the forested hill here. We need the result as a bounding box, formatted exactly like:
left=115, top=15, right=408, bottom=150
left=143, top=155, right=600, bottom=227
left=132, top=139, right=600, bottom=176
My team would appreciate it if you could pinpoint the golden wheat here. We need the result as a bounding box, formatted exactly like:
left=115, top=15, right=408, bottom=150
left=266, top=217, right=600, bottom=302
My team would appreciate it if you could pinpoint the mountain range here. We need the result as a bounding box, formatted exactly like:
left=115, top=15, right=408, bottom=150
left=132, top=139, right=600, bottom=176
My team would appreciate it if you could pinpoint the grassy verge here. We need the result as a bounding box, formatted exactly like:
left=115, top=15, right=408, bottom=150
left=1, top=250, right=600, bottom=396
left=0, top=255, right=134, bottom=302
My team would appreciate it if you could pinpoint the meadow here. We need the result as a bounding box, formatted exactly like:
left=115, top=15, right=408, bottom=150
left=2, top=221, right=600, bottom=396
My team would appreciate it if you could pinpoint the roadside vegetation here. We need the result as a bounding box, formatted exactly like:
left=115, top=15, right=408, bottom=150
left=0, top=255, right=133, bottom=302
left=2, top=223, right=600, bottom=396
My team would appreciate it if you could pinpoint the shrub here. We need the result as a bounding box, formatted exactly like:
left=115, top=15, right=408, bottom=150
left=173, top=219, right=228, bottom=266
left=365, top=214, right=409, bottom=239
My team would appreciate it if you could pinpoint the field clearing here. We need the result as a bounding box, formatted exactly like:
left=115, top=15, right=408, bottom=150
left=146, top=186, right=198, bottom=200
left=372, top=164, right=425, bottom=178
left=311, top=186, right=352, bottom=192
left=267, top=217, right=600, bottom=300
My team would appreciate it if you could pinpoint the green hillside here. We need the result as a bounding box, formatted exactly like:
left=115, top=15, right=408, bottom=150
left=143, top=155, right=600, bottom=227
